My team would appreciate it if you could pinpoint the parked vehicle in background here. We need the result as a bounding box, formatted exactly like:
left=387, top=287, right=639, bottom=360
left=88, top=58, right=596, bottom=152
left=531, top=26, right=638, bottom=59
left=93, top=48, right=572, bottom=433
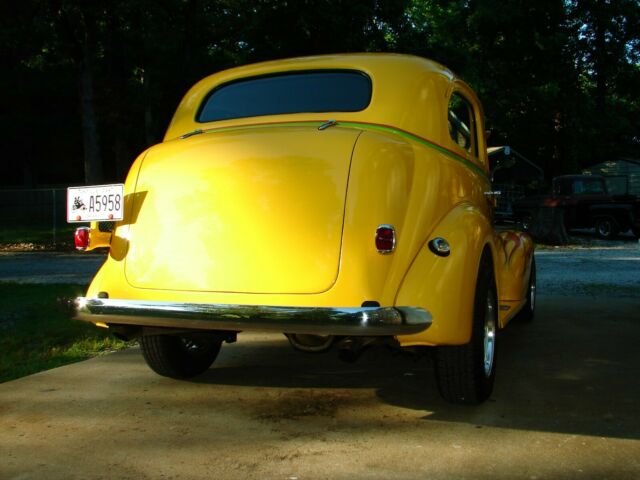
left=69, top=54, right=535, bottom=405
left=514, top=174, right=640, bottom=239
left=488, top=146, right=544, bottom=225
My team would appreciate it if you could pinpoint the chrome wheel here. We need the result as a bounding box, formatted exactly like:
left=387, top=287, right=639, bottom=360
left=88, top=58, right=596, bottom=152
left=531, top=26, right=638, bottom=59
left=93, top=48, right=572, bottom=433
left=595, top=217, right=619, bottom=239
left=140, top=334, right=222, bottom=379
left=597, top=220, right=611, bottom=237
left=529, top=269, right=536, bottom=312
left=181, top=336, right=206, bottom=353
left=483, top=292, right=497, bottom=378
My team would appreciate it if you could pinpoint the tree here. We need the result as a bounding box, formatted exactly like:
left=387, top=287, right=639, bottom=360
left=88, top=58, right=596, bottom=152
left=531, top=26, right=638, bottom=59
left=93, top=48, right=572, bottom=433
left=568, top=0, right=640, bottom=165
left=33, top=0, right=106, bottom=184
left=1, top=0, right=638, bottom=186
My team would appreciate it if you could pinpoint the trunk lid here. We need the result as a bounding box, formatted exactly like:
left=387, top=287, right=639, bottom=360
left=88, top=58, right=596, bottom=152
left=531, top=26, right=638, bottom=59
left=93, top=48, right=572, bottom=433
left=125, top=126, right=359, bottom=294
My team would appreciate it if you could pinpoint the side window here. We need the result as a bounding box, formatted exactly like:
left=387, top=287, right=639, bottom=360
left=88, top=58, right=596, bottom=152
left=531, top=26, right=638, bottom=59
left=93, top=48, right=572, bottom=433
left=448, top=93, right=477, bottom=156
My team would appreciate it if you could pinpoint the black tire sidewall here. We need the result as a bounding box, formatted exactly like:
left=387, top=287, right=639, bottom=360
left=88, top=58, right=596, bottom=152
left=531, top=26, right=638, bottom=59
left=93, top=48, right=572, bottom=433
left=140, top=334, right=221, bottom=378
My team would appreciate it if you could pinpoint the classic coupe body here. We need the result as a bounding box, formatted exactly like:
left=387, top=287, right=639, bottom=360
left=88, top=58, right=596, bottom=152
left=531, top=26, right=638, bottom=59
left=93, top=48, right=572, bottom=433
left=72, top=54, right=535, bottom=404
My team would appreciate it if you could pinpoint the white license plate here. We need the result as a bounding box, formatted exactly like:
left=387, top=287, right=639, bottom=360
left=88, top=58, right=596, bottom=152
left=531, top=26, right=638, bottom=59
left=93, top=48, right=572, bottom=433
left=67, top=184, right=124, bottom=222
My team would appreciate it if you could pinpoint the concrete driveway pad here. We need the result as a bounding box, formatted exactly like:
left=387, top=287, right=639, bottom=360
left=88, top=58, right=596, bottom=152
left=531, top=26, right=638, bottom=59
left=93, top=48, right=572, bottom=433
left=1, top=295, right=639, bottom=479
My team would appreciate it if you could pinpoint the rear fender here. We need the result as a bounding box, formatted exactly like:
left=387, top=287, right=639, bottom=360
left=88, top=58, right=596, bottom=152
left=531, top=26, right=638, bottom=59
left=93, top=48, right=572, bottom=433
left=493, top=231, right=534, bottom=325
left=395, top=203, right=493, bottom=346
left=78, top=151, right=149, bottom=254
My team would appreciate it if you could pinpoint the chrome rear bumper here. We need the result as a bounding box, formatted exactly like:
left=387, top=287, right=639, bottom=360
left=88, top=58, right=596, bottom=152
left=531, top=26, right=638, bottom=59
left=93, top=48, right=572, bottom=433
left=73, top=298, right=431, bottom=336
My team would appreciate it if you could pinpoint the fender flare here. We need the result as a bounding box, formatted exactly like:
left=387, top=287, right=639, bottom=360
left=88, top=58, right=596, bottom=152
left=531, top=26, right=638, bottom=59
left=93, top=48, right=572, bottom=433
left=396, top=202, right=494, bottom=346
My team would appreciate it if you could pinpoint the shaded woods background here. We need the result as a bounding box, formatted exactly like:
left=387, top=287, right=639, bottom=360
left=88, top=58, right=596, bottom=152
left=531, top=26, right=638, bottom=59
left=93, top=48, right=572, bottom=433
left=1, top=0, right=638, bottom=187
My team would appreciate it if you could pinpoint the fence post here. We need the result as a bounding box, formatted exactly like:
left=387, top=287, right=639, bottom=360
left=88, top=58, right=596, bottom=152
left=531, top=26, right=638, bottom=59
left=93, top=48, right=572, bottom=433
left=52, top=189, right=57, bottom=245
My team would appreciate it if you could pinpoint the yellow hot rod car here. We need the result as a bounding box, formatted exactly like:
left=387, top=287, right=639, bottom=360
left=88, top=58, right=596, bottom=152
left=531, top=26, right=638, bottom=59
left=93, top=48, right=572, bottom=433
left=71, top=54, right=535, bottom=405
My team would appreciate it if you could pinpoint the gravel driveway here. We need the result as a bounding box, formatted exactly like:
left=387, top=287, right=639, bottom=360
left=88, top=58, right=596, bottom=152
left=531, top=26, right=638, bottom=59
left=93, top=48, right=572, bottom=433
left=1, top=245, right=638, bottom=293
left=536, top=244, right=640, bottom=296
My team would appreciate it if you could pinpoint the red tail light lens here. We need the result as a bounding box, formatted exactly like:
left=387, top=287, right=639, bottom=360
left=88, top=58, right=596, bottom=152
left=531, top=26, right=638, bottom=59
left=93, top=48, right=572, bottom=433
left=375, top=225, right=396, bottom=254
left=74, top=227, right=90, bottom=251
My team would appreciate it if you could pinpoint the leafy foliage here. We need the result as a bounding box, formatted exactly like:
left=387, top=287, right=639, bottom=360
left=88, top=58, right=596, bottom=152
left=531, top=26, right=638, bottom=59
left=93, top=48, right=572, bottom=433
left=1, top=0, right=638, bottom=185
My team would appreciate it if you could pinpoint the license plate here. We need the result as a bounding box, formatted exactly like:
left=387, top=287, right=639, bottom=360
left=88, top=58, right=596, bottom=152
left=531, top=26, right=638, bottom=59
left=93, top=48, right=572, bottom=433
left=67, top=184, right=124, bottom=222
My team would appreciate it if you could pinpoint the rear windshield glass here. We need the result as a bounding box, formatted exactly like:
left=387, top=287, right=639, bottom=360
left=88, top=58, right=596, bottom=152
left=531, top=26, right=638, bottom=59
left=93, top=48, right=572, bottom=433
left=197, top=70, right=372, bottom=122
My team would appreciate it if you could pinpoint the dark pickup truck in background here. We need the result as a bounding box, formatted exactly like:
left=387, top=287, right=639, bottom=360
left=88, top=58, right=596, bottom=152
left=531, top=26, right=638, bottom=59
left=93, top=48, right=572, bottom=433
left=513, top=174, right=640, bottom=240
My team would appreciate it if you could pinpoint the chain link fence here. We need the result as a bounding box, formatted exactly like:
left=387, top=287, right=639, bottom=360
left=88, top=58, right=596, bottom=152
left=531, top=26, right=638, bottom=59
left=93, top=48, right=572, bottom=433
left=0, top=188, right=77, bottom=245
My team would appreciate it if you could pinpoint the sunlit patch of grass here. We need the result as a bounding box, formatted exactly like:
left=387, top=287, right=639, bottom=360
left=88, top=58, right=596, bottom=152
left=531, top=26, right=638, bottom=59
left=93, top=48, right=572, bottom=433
left=0, top=283, right=133, bottom=383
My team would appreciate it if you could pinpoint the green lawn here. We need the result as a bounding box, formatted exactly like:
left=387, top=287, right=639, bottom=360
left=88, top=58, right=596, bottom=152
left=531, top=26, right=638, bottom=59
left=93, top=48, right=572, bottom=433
left=0, top=283, right=132, bottom=383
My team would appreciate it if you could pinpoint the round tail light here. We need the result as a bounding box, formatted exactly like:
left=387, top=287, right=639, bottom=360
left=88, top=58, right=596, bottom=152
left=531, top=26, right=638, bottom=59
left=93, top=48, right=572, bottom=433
left=74, top=227, right=90, bottom=251
left=375, top=225, right=396, bottom=254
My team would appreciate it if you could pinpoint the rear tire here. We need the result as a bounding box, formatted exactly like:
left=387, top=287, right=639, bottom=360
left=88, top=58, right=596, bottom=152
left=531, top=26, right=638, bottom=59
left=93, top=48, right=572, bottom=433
left=595, top=216, right=619, bottom=240
left=434, top=253, right=497, bottom=405
left=140, top=333, right=222, bottom=378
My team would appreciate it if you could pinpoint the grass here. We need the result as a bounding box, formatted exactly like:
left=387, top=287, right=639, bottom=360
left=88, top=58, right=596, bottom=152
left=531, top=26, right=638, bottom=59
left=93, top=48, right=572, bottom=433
left=0, top=283, right=132, bottom=383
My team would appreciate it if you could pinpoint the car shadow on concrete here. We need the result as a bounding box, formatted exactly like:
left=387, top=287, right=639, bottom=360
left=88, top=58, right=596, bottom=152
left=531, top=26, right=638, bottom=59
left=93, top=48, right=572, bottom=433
left=193, top=295, right=639, bottom=441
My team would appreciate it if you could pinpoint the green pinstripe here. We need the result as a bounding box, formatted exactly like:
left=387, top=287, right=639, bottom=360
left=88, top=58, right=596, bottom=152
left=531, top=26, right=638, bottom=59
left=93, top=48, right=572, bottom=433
left=195, top=120, right=488, bottom=180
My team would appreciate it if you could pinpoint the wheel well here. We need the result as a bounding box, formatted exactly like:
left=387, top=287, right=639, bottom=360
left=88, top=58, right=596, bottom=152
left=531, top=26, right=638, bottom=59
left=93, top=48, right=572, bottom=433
left=594, top=215, right=622, bottom=236
left=481, top=245, right=496, bottom=285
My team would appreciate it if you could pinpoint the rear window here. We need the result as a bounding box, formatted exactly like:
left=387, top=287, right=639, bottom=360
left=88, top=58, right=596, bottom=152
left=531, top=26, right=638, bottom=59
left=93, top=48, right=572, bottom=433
left=197, top=70, right=372, bottom=122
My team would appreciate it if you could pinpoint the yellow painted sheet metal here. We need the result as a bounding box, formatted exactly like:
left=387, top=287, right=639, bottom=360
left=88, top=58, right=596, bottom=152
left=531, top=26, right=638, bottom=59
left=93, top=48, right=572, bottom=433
left=124, top=126, right=359, bottom=294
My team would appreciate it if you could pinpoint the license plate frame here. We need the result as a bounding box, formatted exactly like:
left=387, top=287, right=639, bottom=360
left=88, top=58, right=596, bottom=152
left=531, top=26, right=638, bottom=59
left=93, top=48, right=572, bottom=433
left=67, top=184, right=125, bottom=222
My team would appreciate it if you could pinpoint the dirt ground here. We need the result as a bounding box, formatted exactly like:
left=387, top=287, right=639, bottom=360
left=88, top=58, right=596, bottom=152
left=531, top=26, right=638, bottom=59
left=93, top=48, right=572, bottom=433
left=1, top=295, right=639, bottom=480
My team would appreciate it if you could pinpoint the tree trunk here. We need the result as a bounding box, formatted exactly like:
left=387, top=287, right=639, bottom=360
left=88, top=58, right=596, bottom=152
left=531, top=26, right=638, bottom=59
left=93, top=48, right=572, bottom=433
left=529, top=207, right=570, bottom=245
left=79, top=42, right=103, bottom=185
left=114, top=132, right=130, bottom=180
left=592, top=0, right=608, bottom=113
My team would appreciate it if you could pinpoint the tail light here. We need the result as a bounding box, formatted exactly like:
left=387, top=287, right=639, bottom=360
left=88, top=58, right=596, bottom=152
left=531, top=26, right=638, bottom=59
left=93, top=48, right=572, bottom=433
left=375, top=225, right=396, bottom=254
left=74, top=227, right=90, bottom=251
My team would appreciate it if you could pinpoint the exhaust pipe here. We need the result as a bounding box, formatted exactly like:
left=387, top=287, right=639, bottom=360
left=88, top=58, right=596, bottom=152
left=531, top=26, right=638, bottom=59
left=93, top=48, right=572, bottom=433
left=337, top=337, right=380, bottom=363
